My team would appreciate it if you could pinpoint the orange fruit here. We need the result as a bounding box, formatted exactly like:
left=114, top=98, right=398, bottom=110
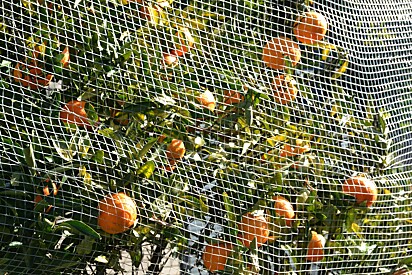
left=392, top=269, right=412, bottom=275
left=262, top=37, right=301, bottom=70
left=171, top=27, right=195, bottom=56
left=61, top=46, right=70, bottom=67
left=35, top=73, right=53, bottom=87
left=196, top=90, right=216, bottom=111
left=280, top=140, right=310, bottom=157
left=28, top=67, right=53, bottom=89
left=238, top=213, right=270, bottom=248
left=306, top=231, right=325, bottom=262
left=293, top=11, right=328, bottom=45
left=202, top=242, right=233, bottom=272
left=98, top=192, right=138, bottom=234
left=166, top=139, right=186, bottom=160
left=342, top=176, right=377, bottom=207
left=60, top=100, right=92, bottom=128
left=272, top=74, right=298, bottom=104
left=13, top=63, right=26, bottom=84
left=223, top=90, right=244, bottom=105
left=163, top=53, right=178, bottom=67
left=273, top=196, right=295, bottom=226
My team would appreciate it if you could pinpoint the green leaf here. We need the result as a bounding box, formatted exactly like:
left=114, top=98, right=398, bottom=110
left=0, top=258, right=9, bottom=265
left=98, top=128, right=120, bottom=140
left=123, top=101, right=157, bottom=114
left=92, top=150, right=104, bottom=164
left=85, top=103, right=98, bottom=126
left=130, top=250, right=144, bottom=268
left=222, top=192, right=236, bottom=230
left=52, top=139, right=74, bottom=162
left=137, top=160, right=155, bottom=178
left=138, top=138, right=157, bottom=159
left=76, top=236, right=95, bottom=255
left=23, top=143, right=36, bottom=169
left=400, top=255, right=412, bottom=265
left=57, top=220, right=101, bottom=240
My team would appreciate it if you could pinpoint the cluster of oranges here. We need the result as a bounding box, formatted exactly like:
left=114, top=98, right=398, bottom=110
left=11, top=1, right=381, bottom=272
left=203, top=196, right=295, bottom=272
left=12, top=44, right=69, bottom=91
left=262, top=11, right=328, bottom=105
left=202, top=175, right=377, bottom=272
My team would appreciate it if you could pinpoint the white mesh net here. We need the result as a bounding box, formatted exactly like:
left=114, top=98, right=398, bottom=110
left=1, top=0, right=412, bottom=274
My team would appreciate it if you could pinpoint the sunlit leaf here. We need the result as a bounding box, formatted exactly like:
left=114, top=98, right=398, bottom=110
left=222, top=192, right=236, bottom=230
left=137, top=160, right=155, bottom=178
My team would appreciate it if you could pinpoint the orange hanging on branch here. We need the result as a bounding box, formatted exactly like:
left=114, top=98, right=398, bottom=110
left=202, top=242, right=233, bottom=272
left=238, top=213, right=270, bottom=248
left=342, top=176, right=377, bottom=207
left=262, top=36, right=301, bottom=70
left=98, top=192, right=138, bottom=234
left=293, top=11, right=328, bottom=45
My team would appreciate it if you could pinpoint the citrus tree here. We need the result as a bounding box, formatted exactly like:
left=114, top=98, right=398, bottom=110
left=1, top=0, right=412, bottom=274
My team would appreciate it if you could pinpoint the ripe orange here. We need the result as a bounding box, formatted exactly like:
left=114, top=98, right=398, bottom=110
left=279, top=140, right=310, bottom=157
left=166, top=139, right=186, bottom=160
left=273, top=196, right=295, bottom=226
left=202, top=242, right=233, bottom=272
left=196, top=90, right=216, bottom=111
left=238, top=213, right=270, bottom=248
left=272, top=74, right=298, bottom=104
left=342, top=176, right=377, bottom=207
left=171, top=27, right=195, bottom=56
left=13, top=63, right=26, bottom=84
left=293, top=11, right=328, bottom=44
left=306, top=231, right=325, bottom=262
left=60, top=100, right=92, bottom=128
left=262, top=37, right=301, bottom=70
left=98, top=192, right=138, bottom=234
left=392, top=269, right=412, bottom=275
left=61, top=46, right=70, bottom=67
left=28, top=67, right=53, bottom=89
left=223, top=90, right=244, bottom=105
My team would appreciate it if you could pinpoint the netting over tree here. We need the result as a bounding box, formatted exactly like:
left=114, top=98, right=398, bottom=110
left=1, top=0, right=412, bottom=274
